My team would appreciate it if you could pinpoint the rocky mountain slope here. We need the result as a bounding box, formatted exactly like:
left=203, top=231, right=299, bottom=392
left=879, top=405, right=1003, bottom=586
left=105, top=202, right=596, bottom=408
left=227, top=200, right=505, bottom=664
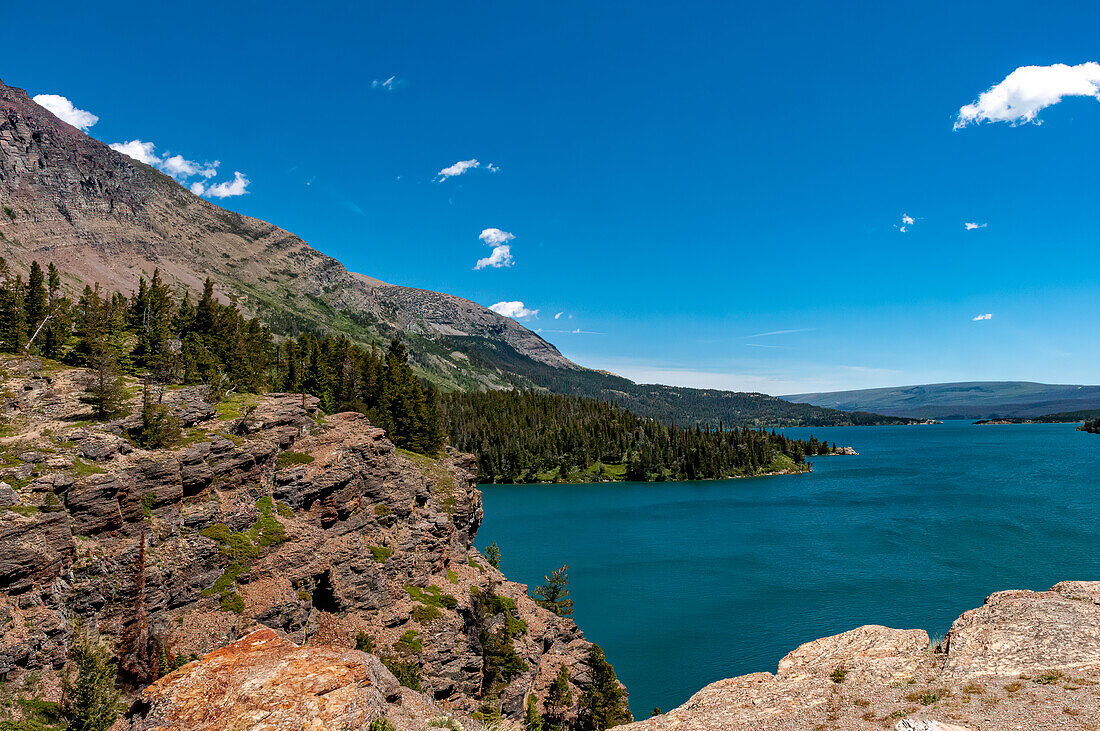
left=0, top=356, right=619, bottom=728
left=785, top=381, right=1100, bottom=420
left=0, top=76, right=913, bottom=428
left=0, top=78, right=574, bottom=392
left=620, top=582, right=1100, bottom=730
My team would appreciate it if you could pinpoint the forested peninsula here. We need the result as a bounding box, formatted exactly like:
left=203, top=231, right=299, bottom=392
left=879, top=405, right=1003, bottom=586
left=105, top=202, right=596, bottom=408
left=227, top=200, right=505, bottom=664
left=442, top=391, right=838, bottom=483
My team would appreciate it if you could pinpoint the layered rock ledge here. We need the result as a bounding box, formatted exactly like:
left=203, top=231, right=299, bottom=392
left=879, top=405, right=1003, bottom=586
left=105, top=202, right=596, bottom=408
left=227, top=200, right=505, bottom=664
left=0, top=358, right=620, bottom=727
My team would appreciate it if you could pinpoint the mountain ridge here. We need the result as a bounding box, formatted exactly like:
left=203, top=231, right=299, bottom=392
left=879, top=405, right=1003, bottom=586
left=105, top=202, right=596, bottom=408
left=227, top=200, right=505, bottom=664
left=785, top=380, right=1100, bottom=420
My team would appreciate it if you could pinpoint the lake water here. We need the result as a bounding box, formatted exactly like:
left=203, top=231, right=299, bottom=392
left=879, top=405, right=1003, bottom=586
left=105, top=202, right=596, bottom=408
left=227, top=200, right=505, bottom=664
left=477, top=420, right=1100, bottom=718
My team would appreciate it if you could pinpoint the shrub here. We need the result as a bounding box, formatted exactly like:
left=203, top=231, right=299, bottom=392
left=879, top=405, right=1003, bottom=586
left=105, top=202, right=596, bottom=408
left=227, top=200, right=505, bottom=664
left=381, top=656, right=421, bottom=690
left=141, top=491, right=156, bottom=518
left=830, top=664, right=848, bottom=683
left=374, top=504, right=392, bottom=517
left=219, top=593, right=245, bottom=614
left=394, top=630, right=422, bottom=654
left=412, top=604, right=442, bottom=624
left=368, top=720, right=396, bottom=731
left=355, top=632, right=375, bottom=653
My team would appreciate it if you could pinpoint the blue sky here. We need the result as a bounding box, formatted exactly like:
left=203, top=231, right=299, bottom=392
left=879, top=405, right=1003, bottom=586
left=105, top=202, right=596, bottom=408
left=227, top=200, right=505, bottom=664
left=6, top=1, right=1100, bottom=393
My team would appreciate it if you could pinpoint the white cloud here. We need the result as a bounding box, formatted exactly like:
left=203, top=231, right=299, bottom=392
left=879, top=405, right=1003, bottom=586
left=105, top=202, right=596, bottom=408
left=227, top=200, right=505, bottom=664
left=485, top=162, right=500, bottom=172
left=161, top=154, right=218, bottom=180
left=189, top=181, right=206, bottom=196
left=109, top=139, right=161, bottom=165
left=32, top=94, right=99, bottom=130
left=896, top=213, right=917, bottom=233
left=437, top=159, right=480, bottom=181
left=479, top=228, right=515, bottom=246
left=554, top=312, right=564, bottom=320
left=475, top=245, right=513, bottom=270
left=203, top=171, right=250, bottom=198
left=474, top=228, right=516, bottom=269
left=488, top=301, right=538, bottom=319
left=955, top=62, right=1100, bottom=129
left=972, top=313, right=993, bottom=321
left=964, top=222, right=988, bottom=230
left=371, top=76, right=404, bottom=92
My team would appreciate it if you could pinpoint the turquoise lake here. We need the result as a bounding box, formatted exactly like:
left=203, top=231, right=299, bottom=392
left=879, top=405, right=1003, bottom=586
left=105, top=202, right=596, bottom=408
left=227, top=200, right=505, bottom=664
left=477, top=420, right=1099, bottom=718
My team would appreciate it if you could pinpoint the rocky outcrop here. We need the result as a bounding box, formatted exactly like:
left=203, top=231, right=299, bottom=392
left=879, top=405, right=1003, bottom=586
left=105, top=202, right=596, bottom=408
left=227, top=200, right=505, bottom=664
left=619, top=583, right=1100, bottom=730
left=0, top=359, right=617, bottom=726
left=126, top=628, right=461, bottom=731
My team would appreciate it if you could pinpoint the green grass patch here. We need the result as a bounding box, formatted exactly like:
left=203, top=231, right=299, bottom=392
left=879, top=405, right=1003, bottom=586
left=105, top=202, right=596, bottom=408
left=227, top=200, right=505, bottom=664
left=3, top=505, right=38, bottom=517
left=70, top=459, right=105, bottom=477
left=446, top=569, right=458, bottom=584
left=405, top=584, right=458, bottom=609
left=276, top=451, right=314, bottom=469
left=394, top=630, right=422, bottom=654
left=369, top=546, right=393, bottom=563
left=214, top=393, right=261, bottom=421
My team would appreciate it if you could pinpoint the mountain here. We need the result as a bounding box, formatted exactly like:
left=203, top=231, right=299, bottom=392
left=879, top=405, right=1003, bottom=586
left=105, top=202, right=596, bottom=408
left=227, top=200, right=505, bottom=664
left=784, top=381, right=1100, bottom=420
left=0, top=77, right=909, bottom=427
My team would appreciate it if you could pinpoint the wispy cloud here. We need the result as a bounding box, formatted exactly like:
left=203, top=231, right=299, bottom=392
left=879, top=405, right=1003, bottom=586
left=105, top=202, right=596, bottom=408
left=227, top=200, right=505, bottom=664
left=972, top=313, right=993, bottom=321
left=955, top=62, right=1100, bottom=129
left=371, top=76, right=405, bottom=92
left=539, top=328, right=605, bottom=335
left=746, top=328, right=813, bottom=338
left=745, top=343, right=785, bottom=349
left=964, top=222, right=988, bottom=230
left=32, top=93, right=99, bottom=130
left=488, top=301, right=538, bottom=319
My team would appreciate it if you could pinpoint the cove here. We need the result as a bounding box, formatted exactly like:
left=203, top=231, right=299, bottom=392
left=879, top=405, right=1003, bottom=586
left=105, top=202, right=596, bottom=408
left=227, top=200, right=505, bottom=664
left=477, top=420, right=1100, bottom=717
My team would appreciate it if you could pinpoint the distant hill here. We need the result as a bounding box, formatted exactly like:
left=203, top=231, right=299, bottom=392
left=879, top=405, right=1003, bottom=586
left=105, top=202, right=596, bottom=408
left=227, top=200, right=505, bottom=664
left=784, top=382, right=1100, bottom=420
left=0, top=76, right=911, bottom=428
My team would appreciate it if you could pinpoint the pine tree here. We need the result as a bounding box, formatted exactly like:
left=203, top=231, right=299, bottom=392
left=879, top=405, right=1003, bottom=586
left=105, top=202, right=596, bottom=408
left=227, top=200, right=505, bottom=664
left=61, top=623, right=122, bottom=731
left=577, top=645, right=631, bottom=730
left=533, top=564, right=574, bottom=617
left=524, top=694, right=544, bottom=731
left=25, top=260, right=47, bottom=340
left=544, top=664, right=574, bottom=731
left=81, top=342, right=127, bottom=420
